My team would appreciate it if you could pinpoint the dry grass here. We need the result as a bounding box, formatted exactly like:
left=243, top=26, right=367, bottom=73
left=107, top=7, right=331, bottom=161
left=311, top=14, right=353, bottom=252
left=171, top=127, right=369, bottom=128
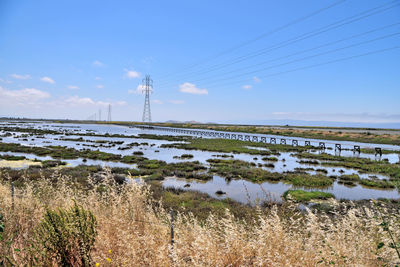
left=0, top=169, right=399, bottom=266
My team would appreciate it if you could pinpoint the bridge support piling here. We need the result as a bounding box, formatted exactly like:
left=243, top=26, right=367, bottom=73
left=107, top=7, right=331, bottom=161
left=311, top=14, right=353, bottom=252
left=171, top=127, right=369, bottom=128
left=319, top=142, right=326, bottom=150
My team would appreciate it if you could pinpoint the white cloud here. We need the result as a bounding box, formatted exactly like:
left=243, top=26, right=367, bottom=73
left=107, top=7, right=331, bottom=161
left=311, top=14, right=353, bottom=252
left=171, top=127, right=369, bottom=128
left=95, top=77, right=102, bottom=80
left=272, top=112, right=290, bottom=115
left=179, top=82, right=208, bottom=95
left=96, top=84, right=104, bottom=89
left=65, top=96, right=95, bottom=105
left=242, top=85, right=252, bottom=90
left=40, top=76, right=55, bottom=84
left=92, top=60, right=104, bottom=67
left=152, top=99, right=163, bottom=104
left=114, top=100, right=128, bottom=106
left=253, top=76, right=261, bottom=83
left=128, top=84, right=146, bottom=94
left=124, top=69, right=140, bottom=79
left=142, top=56, right=154, bottom=65
left=169, top=100, right=184, bottom=104
left=10, top=74, right=31, bottom=80
left=59, top=96, right=127, bottom=107
left=0, top=86, right=50, bottom=106
left=0, top=78, right=12, bottom=84
left=268, top=112, right=400, bottom=123
left=67, top=85, right=79, bottom=90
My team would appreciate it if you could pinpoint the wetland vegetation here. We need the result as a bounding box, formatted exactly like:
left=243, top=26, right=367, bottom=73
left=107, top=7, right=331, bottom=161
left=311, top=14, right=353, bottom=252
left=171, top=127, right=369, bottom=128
left=282, top=189, right=335, bottom=202
left=1, top=164, right=400, bottom=265
left=149, top=122, right=400, bottom=145
left=1, top=121, right=400, bottom=265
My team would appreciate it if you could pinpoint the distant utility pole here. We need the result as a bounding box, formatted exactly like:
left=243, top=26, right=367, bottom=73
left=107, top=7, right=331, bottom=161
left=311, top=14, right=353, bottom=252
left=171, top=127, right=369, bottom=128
left=107, top=104, right=112, bottom=122
left=98, top=109, right=101, bottom=121
left=142, top=75, right=153, bottom=122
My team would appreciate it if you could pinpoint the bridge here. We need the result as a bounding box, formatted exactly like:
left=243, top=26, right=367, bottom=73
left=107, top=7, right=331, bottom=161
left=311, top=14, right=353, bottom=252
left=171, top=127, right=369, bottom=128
left=135, top=125, right=390, bottom=156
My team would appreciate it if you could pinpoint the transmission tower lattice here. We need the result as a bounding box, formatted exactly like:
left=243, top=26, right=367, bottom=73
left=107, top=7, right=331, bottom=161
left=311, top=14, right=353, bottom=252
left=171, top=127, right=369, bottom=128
left=107, top=104, right=112, bottom=122
left=142, top=75, right=153, bottom=122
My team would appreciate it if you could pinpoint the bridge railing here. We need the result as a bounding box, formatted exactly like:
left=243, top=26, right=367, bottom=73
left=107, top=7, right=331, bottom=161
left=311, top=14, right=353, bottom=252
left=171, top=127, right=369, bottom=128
left=134, top=125, right=389, bottom=155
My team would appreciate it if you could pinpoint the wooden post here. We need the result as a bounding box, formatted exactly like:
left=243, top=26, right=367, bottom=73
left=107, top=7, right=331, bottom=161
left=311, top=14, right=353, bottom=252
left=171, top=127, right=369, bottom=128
left=170, top=210, right=174, bottom=248
left=11, top=182, right=15, bottom=212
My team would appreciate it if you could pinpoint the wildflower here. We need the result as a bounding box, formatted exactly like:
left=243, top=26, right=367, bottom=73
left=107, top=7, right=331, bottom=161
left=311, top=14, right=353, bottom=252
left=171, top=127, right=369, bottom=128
left=95, top=263, right=100, bottom=267
left=106, top=258, right=111, bottom=262
left=108, top=249, right=112, bottom=254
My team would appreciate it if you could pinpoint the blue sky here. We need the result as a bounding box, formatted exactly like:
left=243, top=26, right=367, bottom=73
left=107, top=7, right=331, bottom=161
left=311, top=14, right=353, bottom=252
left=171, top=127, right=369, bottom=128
left=0, top=0, right=399, bottom=124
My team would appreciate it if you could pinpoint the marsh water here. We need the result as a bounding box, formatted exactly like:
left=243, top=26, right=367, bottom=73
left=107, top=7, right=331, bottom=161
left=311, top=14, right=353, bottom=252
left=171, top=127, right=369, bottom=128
left=1, top=120, right=399, bottom=203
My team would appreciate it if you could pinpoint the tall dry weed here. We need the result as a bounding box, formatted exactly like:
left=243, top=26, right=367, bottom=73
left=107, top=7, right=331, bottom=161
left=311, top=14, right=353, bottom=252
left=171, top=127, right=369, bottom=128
left=0, top=168, right=399, bottom=266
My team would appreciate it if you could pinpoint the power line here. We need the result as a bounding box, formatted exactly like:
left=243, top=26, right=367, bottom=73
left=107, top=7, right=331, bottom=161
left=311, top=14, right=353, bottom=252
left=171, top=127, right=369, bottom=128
left=158, top=0, right=399, bottom=87
left=180, top=22, right=400, bottom=85
left=203, top=46, right=400, bottom=89
left=157, top=0, right=400, bottom=88
left=180, top=31, right=400, bottom=87
left=156, top=0, right=346, bottom=80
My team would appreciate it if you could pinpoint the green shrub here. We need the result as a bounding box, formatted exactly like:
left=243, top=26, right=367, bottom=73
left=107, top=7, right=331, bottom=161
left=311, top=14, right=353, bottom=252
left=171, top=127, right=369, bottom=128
left=34, top=202, right=97, bottom=266
left=283, top=190, right=335, bottom=202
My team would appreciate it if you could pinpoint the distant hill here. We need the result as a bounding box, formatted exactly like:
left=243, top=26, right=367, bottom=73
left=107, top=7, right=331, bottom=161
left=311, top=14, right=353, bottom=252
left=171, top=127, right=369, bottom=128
left=164, top=120, right=214, bottom=124
left=219, top=119, right=400, bottom=129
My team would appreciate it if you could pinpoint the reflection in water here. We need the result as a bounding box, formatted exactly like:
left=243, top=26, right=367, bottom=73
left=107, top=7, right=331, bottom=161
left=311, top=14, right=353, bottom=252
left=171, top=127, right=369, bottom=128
left=162, top=176, right=400, bottom=204
left=1, top=121, right=400, bottom=201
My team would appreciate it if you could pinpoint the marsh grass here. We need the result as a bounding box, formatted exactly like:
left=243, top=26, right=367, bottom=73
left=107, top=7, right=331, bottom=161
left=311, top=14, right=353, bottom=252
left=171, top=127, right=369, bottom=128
left=207, top=159, right=334, bottom=187
left=296, top=152, right=400, bottom=180
left=161, top=138, right=309, bottom=155
left=282, top=189, right=335, bottom=202
left=149, top=123, right=400, bottom=145
left=0, top=169, right=399, bottom=266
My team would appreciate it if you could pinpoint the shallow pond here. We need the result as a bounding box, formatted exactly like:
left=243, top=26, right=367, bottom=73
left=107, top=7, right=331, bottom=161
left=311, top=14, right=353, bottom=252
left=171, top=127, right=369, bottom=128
left=1, top=121, right=399, bottom=201
left=162, top=175, right=400, bottom=204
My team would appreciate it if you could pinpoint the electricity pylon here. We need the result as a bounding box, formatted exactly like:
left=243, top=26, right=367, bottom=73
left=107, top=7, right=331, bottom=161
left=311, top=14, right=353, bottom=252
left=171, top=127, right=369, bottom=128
left=107, top=104, right=112, bottom=122
left=142, top=75, right=152, bottom=122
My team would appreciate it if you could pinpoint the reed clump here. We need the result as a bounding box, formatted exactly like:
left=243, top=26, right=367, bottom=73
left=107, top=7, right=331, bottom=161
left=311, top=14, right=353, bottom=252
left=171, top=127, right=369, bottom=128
left=0, top=169, right=399, bottom=266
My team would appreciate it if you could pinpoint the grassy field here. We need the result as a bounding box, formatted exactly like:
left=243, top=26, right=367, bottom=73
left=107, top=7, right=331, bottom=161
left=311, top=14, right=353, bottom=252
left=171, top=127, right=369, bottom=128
left=147, top=122, right=400, bottom=145
left=1, top=141, right=399, bottom=190
left=0, top=168, right=399, bottom=266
